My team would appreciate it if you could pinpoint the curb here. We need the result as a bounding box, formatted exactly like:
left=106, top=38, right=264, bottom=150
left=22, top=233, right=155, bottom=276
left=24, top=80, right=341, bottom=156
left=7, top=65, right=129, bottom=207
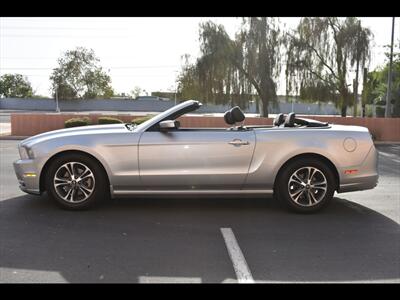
left=0, top=135, right=29, bottom=140
left=373, top=141, right=400, bottom=145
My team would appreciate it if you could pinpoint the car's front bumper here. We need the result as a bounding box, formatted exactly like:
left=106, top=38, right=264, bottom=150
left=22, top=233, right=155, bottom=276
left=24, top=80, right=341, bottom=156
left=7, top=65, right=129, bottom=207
left=13, top=159, right=41, bottom=195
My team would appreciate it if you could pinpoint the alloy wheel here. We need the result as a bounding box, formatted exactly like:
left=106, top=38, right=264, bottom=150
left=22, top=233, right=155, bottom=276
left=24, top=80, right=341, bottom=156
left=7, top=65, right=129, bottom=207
left=287, top=166, right=328, bottom=207
left=53, top=162, right=96, bottom=203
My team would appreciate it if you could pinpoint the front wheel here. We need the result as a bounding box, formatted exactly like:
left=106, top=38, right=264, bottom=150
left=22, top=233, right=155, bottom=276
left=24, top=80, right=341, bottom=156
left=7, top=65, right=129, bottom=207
left=276, top=158, right=336, bottom=213
left=45, top=153, right=109, bottom=210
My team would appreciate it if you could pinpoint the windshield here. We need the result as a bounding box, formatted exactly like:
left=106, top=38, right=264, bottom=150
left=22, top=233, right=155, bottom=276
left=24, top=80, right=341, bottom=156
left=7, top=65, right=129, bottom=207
left=133, top=100, right=201, bottom=132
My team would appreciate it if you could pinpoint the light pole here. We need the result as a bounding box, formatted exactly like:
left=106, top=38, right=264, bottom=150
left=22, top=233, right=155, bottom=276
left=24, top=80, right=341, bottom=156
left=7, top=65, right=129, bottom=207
left=174, top=84, right=177, bottom=105
left=353, top=19, right=361, bottom=117
left=385, top=17, right=395, bottom=118
left=174, top=70, right=179, bottom=105
left=291, top=96, right=294, bottom=112
left=55, top=86, right=60, bottom=113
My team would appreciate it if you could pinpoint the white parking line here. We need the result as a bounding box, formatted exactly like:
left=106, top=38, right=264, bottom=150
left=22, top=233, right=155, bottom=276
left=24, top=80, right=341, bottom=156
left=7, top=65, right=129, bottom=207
left=379, top=151, right=400, bottom=163
left=138, top=276, right=202, bottom=283
left=220, top=228, right=254, bottom=283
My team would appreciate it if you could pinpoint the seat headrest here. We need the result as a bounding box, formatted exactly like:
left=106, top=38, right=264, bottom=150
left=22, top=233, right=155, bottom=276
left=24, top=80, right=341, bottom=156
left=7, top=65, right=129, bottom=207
left=224, top=110, right=235, bottom=125
left=224, top=106, right=245, bottom=125
left=284, top=112, right=296, bottom=127
left=273, top=113, right=285, bottom=126
left=230, top=106, right=245, bottom=123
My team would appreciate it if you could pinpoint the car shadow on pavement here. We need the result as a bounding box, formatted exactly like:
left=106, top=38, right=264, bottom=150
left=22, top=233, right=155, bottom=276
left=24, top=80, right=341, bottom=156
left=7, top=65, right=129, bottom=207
left=0, top=194, right=399, bottom=283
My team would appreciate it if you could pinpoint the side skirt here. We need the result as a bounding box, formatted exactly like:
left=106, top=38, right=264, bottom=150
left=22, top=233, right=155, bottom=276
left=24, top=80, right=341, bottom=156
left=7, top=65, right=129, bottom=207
left=110, top=186, right=273, bottom=198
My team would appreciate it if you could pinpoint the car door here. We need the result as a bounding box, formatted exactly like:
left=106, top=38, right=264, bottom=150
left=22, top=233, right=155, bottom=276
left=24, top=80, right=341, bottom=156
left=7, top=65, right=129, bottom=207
left=138, top=129, right=256, bottom=189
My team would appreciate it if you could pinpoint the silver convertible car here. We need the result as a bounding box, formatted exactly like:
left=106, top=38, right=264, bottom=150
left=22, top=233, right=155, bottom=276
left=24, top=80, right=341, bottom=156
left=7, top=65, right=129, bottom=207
left=13, top=100, right=378, bottom=213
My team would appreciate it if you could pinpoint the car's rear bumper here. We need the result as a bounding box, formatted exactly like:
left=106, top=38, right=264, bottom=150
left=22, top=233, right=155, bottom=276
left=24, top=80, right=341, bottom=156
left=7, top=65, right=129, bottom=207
left=337, top=144, right=379, bottom=193
left=13, top=159, right=41, bottom=195
left=338, top=174, right=378, bottom=193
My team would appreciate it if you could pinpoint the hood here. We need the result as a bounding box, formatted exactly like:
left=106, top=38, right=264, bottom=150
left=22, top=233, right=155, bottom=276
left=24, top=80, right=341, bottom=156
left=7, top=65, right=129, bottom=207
left=21, top=124, right=132, bottom=148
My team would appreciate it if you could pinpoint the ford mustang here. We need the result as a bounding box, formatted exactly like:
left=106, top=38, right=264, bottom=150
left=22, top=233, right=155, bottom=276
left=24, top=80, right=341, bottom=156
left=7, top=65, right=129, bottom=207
left=13, top=100, right=378, bottom=213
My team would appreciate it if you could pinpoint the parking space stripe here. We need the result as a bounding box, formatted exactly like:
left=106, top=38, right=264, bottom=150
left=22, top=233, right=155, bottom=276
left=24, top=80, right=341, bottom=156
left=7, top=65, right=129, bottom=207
left=220, top=228, right=254, bottom=283
left=138, top=276, right=202, bottom=283
left=379, top=151, right=400, bottom=163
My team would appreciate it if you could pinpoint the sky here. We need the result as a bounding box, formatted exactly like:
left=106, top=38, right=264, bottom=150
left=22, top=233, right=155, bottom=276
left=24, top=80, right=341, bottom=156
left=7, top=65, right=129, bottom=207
left=0, top=17, right=399, bottom=98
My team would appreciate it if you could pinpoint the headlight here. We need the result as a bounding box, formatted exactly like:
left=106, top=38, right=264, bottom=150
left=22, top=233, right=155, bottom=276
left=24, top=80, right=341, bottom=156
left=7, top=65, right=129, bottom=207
left=19, top=146, right=28, bottom=159
left=19, top=146, right=34, bottom=159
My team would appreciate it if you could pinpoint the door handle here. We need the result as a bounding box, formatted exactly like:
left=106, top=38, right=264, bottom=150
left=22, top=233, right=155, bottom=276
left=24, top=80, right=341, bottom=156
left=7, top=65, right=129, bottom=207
left=229, top=139, right=250, bottom=146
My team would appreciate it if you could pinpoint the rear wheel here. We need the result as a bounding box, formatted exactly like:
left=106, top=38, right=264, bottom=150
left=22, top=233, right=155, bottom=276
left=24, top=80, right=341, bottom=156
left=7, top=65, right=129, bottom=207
left=276, top=158, right=335, bottom=213
left=45, top=153, right=109, bottom=210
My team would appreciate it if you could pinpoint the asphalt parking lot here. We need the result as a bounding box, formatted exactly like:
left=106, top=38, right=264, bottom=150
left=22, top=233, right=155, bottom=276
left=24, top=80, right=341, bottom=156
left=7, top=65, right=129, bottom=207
left=0, top=140, right=399, bottom=283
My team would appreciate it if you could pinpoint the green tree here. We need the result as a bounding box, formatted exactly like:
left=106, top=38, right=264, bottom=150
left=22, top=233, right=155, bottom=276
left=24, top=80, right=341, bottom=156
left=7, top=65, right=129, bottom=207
left=349, top=20, right=372, bottom=116
left=0, top=73, right=33, bottom=98
left=50, top=47, right=114, bottom=100
left=130, top=86, right=142, bottom=99
left=177, top=18, right=284, bottom=117
left=286, top=17, right=372, bottom=117
left=363, top=50, right=400, bottom=117
left=177, top=54, right=203, bottom=101
left=362, top=70, right=385, bottom=105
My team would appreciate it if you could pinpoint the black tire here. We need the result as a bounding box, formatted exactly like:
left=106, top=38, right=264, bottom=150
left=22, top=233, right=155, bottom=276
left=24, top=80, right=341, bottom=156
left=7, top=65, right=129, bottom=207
left=45, top=153, right=109, bottom=210
left=276, top=158, right=336, bottom=213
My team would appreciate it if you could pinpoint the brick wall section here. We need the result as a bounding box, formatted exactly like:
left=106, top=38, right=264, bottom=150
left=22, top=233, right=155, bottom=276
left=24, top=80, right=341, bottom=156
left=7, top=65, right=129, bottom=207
left=306, top=116, right=400, bottom=141
left=11, top=113, right=400, bottom=141
left=11, top=114, right=138, bottom=136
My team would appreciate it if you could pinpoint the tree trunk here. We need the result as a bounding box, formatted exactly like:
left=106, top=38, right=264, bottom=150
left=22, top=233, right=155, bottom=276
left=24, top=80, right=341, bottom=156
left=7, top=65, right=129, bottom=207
left=258, top=17, right=270, bottom=118
left=255, top=97, right=260, bottom=114
left=259, top=94, right=269, bottom=117
left=353, top=59, right=360, bottom=117
left=339, top=84, right=349, bottom=117
left=340, top=88, right=349, bottom=117
left=341, top=103, right=347, bottom=117
left=361, top=67, right=368, bottom=118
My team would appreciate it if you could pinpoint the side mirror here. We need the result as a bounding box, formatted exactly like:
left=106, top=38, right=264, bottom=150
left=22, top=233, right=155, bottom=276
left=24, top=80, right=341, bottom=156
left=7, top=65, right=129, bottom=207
left=159, top=120, right=177, bottom=131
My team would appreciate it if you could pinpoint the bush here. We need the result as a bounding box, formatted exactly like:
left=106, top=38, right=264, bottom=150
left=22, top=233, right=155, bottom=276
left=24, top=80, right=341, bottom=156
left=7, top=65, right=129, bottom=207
left=98, top=116, right=124, bottom=124
left=376, top=106, right=385, bottom=117
left=132, top=115, right=154, bottom=125
left=365, top=105, right=374, bottom=117
left=375, top=99, right=386, bottom=106
left=65, top=117, right=91, bottom=128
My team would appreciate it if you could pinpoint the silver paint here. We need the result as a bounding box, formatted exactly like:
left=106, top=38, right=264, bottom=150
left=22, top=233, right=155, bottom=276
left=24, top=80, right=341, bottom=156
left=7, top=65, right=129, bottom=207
left=13, top=100, right=378, bottom=198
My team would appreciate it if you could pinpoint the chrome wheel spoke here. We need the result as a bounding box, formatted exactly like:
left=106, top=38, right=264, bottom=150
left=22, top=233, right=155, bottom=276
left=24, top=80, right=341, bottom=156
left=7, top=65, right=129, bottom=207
left=291, top=173, right=305, bottom=185
left=311, top=180, right=327, bottom=192
left=55, top=182, right=70, bottom=188
left=78, top=184, right=93, bottom=195
left=78, top=185, right=90, bottom=198
left=304, top=190, right=311, bottom=205
left=291, top=177, right=303, bottom=185
left=54, top=176, right=70, bottom=187
left=77, top=169, right=93, bottom=182
left=308, top=167, right=316, bottom=183
left=65, top=162, right=75, bottom=179
left=289, top=186, right=303, bottom=197
left=292, top=189, right=305, bottom=203
left=312, top=179, right=326, bottom=185
left=70, top=188, right=76, bottom=202
left=62, top=187, right=74, bottom=202
left=311, top=186, right=327, bottom=191
left=308, top=191, right=317, bottom=205
left=312, top=180, right=327, bottom=187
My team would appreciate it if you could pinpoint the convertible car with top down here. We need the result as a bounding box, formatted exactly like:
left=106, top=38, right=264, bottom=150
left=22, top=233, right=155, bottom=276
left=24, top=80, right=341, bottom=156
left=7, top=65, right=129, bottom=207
left=13, top=100, right=378, bottom=213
